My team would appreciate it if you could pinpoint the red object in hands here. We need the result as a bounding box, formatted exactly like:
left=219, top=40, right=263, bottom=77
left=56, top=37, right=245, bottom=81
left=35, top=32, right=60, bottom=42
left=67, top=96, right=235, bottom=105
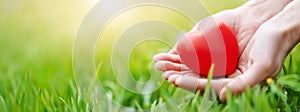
left=177, top=17, right=238, bottom=76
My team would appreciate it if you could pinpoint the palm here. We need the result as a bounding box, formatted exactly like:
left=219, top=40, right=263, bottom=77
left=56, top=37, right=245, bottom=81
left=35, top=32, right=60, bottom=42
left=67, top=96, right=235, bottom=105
left=154, top=9, right=264, bottom=91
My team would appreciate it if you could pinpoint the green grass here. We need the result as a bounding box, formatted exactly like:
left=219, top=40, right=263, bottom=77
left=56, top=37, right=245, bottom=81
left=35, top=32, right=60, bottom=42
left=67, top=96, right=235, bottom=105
left=1, top=0, right=300, bottom=111
left=1, top=50, right=300, bottom=111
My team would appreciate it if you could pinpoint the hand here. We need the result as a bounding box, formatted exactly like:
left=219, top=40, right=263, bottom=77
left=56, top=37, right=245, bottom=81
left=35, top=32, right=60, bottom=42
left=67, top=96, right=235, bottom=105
left=153, top=0, right=293, bottom=101
left=220, top=0, right=300, bottom=100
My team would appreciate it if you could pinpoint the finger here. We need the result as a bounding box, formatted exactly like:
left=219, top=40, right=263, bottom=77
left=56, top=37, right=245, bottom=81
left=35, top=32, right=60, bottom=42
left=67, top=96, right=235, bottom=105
left=183, top=71, right=201, bottom=78
left=168, top=74, right=182, bottom=84
left=152, top=53, right=181, bottom=63
left=163, top=70, right=200, bottom=80
left=175, top=74, right=231, bottom=94
left=219, top=63, right=276, bottom=102
left=237, top=59, right=249, bottom=73
left=155, top=61, right=189, bottom=72
left=228, top=69, right=243, bottom=78
left=162, top=70, right=181, bottom=80
left=174, top=75, right=198, bottom=93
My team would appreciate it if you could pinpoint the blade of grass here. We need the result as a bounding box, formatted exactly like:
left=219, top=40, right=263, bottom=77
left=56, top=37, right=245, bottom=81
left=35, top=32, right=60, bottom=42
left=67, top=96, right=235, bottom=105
left=278, top=74, right=300, bottom=92
left=199, top=64, right=215, bottom=111
left=282, top=64, right=288, bottom=75
left=0, top=95, right=8, bottom=112
left=58, top=97, right=72, bottom=111
left=289, top=54, right=293, bottom=73
left=135, top=101, right=143, bottom=112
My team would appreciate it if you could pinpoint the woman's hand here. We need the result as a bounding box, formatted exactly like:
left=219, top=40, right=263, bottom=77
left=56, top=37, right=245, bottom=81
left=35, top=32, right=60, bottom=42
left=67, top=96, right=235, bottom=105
left=153, top=0, right=295, bottom=101
left=218, top=0, right=300, bottom=101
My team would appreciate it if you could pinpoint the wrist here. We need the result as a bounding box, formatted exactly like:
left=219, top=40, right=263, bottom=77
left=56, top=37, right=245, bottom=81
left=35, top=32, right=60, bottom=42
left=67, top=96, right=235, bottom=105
left=256, top=23, right=296, bottom=60
left=266, top=0, right=300, bottom=45
left=261, top=21, right=299, bottom=55
left=235, top=0, right=292, bottom=24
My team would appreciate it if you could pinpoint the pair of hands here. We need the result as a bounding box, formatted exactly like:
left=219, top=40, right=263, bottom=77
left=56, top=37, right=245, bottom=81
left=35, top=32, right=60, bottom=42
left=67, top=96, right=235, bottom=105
left=153, top=0, right=300, bottom=101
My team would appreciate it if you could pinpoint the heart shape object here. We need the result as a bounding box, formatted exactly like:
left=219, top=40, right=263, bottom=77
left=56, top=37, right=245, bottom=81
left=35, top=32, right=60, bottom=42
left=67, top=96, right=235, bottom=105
left=177, top=17, right=238, bottom=76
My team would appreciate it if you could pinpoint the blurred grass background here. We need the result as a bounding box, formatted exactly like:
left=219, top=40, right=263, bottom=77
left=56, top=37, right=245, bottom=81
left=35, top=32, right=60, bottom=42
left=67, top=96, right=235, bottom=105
left=0, top=0, right=245, bottom=91
left=1, top=0, right=300, bottom=111
left=0, top=0, right=96, bottom=88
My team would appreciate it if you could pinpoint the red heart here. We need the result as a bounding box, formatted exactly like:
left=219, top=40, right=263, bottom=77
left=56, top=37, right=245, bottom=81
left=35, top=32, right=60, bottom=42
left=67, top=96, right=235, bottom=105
left=177, top=17, right=238, bottom=76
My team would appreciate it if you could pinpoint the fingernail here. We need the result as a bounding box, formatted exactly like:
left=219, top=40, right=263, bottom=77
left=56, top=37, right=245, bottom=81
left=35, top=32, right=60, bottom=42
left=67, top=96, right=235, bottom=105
left=175, top=77, right=182, bottom=86
left=219, top=88, right=227, bottom=102
left=152, top=54, right=158, bottom=61
left=162, top=73, right=168, bottom=80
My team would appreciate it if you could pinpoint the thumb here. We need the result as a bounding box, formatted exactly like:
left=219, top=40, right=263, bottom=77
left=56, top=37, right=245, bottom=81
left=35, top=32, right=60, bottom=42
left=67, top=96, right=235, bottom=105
left=219, top=63, right=273, bottom=102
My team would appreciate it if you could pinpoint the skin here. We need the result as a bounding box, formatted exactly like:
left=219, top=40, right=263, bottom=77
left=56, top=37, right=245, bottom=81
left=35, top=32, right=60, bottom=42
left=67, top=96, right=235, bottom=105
left=153, top=0, right=300, bottom=101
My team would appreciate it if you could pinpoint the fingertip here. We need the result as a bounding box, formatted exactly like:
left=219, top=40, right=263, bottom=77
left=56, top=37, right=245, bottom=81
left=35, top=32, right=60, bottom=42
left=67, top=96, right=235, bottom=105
left=168, top=75, right=181, bottom=84
left=175, top=77, right=182, bottom=87
left=162, top=73, right=168, bottom=80
left=219, top=87, right=227, bottom=102
left=152, top=53, right=164, bottom=62
left=152, top=55, right=157, bottom=61
left=154, top=61, right=165, bottom=71
left=163, top=71, right=181, bottom=80
left=218, top=76, right=248, bottom=102
left=228, top=69, right=242, bottom=78
left=154, top=61, right=159, bottom=70
left=175, top=75, right=198, bottom=93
